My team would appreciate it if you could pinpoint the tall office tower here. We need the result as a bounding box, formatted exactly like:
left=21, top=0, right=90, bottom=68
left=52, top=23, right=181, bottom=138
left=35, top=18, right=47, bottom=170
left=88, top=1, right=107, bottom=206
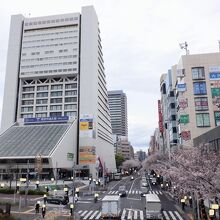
left=108, top=90, right=128, bottom=137
left=0, top=6, right=116, bottom=179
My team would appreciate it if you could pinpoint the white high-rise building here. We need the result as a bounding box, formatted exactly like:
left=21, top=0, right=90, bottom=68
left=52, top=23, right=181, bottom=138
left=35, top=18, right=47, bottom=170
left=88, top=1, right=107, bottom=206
left=0, top=6, right=116, bottom=179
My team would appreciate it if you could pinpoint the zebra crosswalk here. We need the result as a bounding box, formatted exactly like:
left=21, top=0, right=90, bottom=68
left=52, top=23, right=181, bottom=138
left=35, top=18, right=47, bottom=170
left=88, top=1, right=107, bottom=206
left=77, top=209, right=183, bottom=220
left=162, top=210, right=184, bottom=220
left=108, top=190, right=163, bottom=195
left=121, top=208, right=144, bottom=220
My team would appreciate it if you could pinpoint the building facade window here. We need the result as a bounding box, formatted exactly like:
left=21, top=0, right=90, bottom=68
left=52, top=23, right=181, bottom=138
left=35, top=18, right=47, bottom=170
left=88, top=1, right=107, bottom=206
left=193, top=82, right=207, bottom=95
left=37, top=92, right=48, bottom=98
left=65, top=97, right=77, bottom=103
left=51, top=85, right=63, bottom=90
left=64, top=104, right=76, bottom=110
left=37, top=85, right=48, bottom=91
left=50, top=98, right=62, bottom=103
left=192, top=67, right=205, bottom=80
left=65, top=83, right=77, bottom=89
left=50, top=105, right=62, bottom=110
left=65, top=90, right=77, bottom=96
left=51, top=91, right=62, bottom=97
left=36, top=106, right=47, bottom=111
left=23, top=86, right=35, bottom=92
left=36, top=99, right=48, bottom=104
left=22, top=100, right=34, bottom=105
left=196, top=113, right=210, bottom=127
left=195, top=97, right=208, bottom=111
left=21, top=107, right=33, bottom=112
left=50, top=112, right=62, bottom=117
left=35, top=113, right=47, bottom=118
left=64, top=111, right=77, bottom=117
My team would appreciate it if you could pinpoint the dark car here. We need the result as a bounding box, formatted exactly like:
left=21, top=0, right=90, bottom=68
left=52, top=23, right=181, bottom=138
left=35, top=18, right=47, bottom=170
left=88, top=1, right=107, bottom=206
left=47, top=195, right=69, bottom=205
left=118, top=186, right=127, bottom=197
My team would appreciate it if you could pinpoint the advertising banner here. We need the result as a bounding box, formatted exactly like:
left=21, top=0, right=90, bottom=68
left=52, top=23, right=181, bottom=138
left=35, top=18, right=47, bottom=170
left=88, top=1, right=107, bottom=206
left=79, top=114, right=94, bottom=138
left=180, top=115, right=189, bottom=124
left=177, top=83, right=186, bottom=92
left=79, top=146, right=96, bottom=164
left=209, top=66, right=220, bottom=80
left=181, top=131, right=191, bottom=141
left=178, top=98, right=188, bottom=109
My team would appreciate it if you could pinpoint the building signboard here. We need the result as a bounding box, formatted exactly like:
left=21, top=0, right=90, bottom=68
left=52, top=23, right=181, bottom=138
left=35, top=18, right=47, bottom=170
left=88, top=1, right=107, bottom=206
left=24, top=116, right=69, bottom=124
left=181, top=131, right=191, bottom=141
left=178, top=98, right=188, bottom=109
left=211, top=88, right=220, bottom=98
left=180, top=115, right=189, bottom=124
left=79, top=114, right=94, bottom=138
left=177, top=83, right=186, bottom=92
left=67, top=153, right=74, bottom=161
left=79, top=146, right=96, bottom=164
left=209, top=66, right=220, bottom=80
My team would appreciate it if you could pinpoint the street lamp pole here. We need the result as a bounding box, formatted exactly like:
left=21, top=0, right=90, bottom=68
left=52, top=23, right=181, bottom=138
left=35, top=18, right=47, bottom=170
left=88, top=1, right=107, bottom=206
left=25, top=160, right=30, bottom=207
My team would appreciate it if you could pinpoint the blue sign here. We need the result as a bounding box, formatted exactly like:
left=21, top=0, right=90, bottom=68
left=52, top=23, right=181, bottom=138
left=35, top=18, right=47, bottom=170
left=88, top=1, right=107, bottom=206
left=209, top=72, right=220, bottom=80
left=177, top=83, right=186, bottom=91
left=24, top=116, right=69, bottom=124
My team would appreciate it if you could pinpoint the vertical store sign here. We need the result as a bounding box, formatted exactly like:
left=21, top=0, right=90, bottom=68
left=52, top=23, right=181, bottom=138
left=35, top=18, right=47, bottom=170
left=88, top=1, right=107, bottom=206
left=158, top=100, right=163, bottom=133
left=209, top=66, right=220, bottom=111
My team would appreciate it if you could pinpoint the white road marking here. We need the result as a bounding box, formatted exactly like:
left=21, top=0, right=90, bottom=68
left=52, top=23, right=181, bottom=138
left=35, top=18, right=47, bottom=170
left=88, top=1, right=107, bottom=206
left=89, top=210, right=99, bottom=219
left=140, top=211, right=144, bottom=220
left=115, top=191, right=118, bottom=194
left=159, top=191, right=163, bottom=194
left=169, top=211, right=177, bottom=220
left=163, top=211, right=170, bottom=220
left=121, top=209, right=126, bottom=220
left=174, top=211, right=184, bottom=220
left=78, top=210, right=83, bottom=214
left=134, top=210, right=138, bottom=219
left=128, top=210, right=132, bottom=219
left=83, top=210, right=93, bottom=219
left=80, top=210, right=88, bottom=217
left=95, top=212, right=101, bottom=219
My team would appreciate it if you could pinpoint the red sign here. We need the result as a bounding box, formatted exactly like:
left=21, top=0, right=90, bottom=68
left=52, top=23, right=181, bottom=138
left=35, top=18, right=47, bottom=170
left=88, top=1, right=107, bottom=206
left=181, top=131, right=191, bottom=141
left=158, top=100, right=163, bottom=133
left=179, top=98, right=188, bottom=109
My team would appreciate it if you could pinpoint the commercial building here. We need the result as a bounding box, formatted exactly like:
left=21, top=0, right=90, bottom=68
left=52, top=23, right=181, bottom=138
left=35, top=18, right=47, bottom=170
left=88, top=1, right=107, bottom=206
left=136, top=150, right=146, bottom=161
left=115, top=136, right=134, bottom=160
left=158, top=52, right=220, bottom=151
left=0, top=6, right=116, bottom=180
left=108, top=90, right=128, bottom=137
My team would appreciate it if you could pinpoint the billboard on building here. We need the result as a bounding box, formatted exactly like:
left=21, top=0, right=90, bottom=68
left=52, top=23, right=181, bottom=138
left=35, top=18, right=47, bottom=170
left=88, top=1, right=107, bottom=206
left=79, top=114, right=94, bottom=138
left=178, top=98, right=188, bottom=109
left=181, top=131, right=191, bottom=141
left=177, top=83, right=186, bottom=92
left=79, top=146, right=96, bottom=164
left=24, top=116, right=69, bottom=124
left=180, top=115, right=189, bottom=124
left=209, top=66, right=220, bottom=111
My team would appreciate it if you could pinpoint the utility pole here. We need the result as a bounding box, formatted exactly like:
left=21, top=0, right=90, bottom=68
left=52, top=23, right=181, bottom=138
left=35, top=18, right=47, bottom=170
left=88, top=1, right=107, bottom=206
left=25, top=160, right=29, bottom=207
left=179, top=41, right=189, bottom=55
left=55, top=161, right=58, bottom=189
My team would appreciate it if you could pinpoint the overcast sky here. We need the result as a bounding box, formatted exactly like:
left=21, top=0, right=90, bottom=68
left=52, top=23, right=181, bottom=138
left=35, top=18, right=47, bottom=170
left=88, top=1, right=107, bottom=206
left=1, top=0, right=220, bottom=152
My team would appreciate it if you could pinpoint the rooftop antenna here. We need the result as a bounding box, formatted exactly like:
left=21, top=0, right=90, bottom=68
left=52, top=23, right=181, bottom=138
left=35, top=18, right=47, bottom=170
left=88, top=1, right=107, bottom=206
left=179, top=41, right=189, bottom=55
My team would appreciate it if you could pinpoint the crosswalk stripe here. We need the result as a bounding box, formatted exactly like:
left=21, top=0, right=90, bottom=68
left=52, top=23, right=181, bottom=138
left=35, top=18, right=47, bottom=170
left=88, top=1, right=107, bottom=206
left=139, top=190, right=142, bottom=194
left=134, top=210, right=138, bottom=219
left=140, top=211, right=144, bottom=220
left=159, top=191, right=162, bottom=194
left=132, top=190, right=135, bottom=194
left=121, top=209, right=126, bottom=220
left=89, top=211, right=99, bottom=219
left=174, top=211, right=184, bottom=220
left=78, top=210, right=83, bottom=214
left=80, top=210, right=88, bottom=217
left=163, top=211, right=170, bottom=220
left=136, top=190, right=139, bottom=194
left=95, top=212, right=101, bottom=219
left=155, top=191, right=158, bottom=194
left=128, top=210, right=132, bottom=219
left=83, top=210, right=93, bottom=219
left=115, top=191, right=118, bottom=194
left=169, top=211, right=177, bottom=220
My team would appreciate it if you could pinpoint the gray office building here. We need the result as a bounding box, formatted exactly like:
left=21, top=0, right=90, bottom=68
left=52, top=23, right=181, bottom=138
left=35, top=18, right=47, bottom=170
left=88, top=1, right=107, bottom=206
left=108, top=90, right=128, bottom=137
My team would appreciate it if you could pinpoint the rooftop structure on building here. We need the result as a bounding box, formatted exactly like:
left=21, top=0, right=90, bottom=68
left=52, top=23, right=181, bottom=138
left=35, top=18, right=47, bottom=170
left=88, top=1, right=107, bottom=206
left=0, top=6, right=116, bottom=179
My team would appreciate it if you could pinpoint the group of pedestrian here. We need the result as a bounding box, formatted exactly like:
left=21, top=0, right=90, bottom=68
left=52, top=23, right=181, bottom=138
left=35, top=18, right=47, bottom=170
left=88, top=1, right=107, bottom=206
left=35, top=202, right=46, bottom=218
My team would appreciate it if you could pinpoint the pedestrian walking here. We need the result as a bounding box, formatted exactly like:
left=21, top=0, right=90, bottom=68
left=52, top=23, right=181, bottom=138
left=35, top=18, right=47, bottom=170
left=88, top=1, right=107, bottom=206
left=42, top=205, right=46, bottom=218
left=35, top=202, right=40, bottom=213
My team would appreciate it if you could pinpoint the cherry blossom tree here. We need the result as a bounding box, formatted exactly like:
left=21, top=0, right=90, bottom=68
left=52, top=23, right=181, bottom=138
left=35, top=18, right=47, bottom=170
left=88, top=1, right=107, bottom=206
left=122, top=159, right=141, bottom=170
left=142, top=147, right=220, bottom=198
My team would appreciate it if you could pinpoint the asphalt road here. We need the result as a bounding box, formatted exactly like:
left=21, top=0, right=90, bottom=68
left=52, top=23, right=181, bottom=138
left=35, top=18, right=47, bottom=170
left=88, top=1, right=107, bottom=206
left=0, top=174, right=192, bottom=220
